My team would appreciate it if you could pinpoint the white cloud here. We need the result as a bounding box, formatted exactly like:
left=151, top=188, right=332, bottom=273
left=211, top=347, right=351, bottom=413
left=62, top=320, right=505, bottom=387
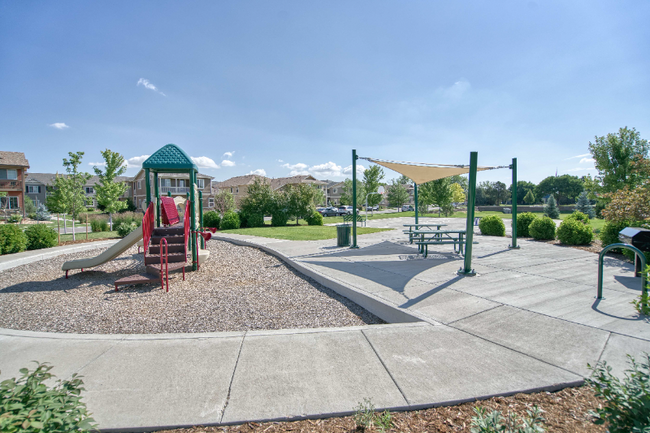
left=191, top=156, right=220, bottom=169
left=277, top=159, right=284, bottom=163
left=564, top=153, right=591, bottom=160
left=222, top=151, right=235, bottom=159
left=221, top=160, right=235, bottom=167
left=438, top=79, right=471, bottom=99
left=282, top=161, right=365, bottom=178
left=49, top=123, right=69, bottom=129
left=579, top=157, right=595, bottom=164
left=126, top=155, right=150, bottom=168
left=248, top=169, right=266, bottom=176
left=137, top=78, right=166, bottom=96
left=89, top=162, right=106, bottom=167
left=567, top=167, right=596, bottom=172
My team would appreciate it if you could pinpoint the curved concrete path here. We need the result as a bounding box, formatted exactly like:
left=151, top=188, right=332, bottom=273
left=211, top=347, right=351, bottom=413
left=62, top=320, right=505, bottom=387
left=1, top=218, right=649, bottom=432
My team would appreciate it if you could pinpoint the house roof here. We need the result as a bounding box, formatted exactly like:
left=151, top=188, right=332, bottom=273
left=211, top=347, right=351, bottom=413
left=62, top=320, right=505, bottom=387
left=215, top=174, right=268, bottom=188
left=132, top=169, right=213, bottom=181
left=270, top=175, right=327, bottom=190
left=142, top=144, right=198, bottom=172
left=0, top=151, right=30, bottom=168
left=24, top=173, right=132, bottom=186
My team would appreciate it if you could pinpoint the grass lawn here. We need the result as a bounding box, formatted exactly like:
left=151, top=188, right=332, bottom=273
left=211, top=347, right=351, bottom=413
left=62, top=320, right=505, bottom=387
left=58, top=231, right=119, bottom=242
left=219, top=225, right=393, bottom=241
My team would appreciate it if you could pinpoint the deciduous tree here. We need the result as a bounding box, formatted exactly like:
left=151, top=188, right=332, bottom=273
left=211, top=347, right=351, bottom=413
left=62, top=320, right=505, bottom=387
left=362, top=165, right=385, bottom=208
left=386, top=178, right=409, bottom=209
left=93, top=149, right=127, bottom=230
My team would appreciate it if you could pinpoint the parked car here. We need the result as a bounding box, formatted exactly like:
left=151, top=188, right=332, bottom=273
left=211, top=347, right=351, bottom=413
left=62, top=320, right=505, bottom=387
left=320, top=207, right=341, bottom=217
left=338, top=206, right=354, bottom=215
left=401, top=205, right=414, bottom=212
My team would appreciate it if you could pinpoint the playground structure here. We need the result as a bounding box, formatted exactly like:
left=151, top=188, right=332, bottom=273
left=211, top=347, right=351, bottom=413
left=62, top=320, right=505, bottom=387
left=61, top=144, right=211, bottom=291
left=350, top=150, right=518, bottom=275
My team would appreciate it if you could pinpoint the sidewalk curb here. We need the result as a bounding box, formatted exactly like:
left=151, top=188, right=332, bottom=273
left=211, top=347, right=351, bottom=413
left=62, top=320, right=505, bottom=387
left=0, top=240, right=119, bottom=272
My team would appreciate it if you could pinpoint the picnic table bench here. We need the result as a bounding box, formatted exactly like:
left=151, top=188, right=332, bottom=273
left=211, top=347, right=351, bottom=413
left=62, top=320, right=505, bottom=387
left=343, top=213, right=365, bottom=226
left=403, top=224, right=447, bottom=244
left=411, top=229, right=467, bottom=257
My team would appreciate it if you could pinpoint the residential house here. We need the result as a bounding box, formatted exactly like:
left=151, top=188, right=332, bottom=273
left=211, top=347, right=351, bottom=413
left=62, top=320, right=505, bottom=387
left=0, top=151, right=30, bottom=216
left=270, top=175, right=327, bottom=205
left=324, top=180, right=344, bottom=206
left=214, top=174, right=328, bottom=208
left=130, top=169, right=215, bottom=211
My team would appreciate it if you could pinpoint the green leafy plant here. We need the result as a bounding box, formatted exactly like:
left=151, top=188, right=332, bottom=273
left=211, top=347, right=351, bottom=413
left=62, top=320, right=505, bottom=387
left=353, top=398, right=393, bottom=432
left=89, top=217, right=109, bottom=233
left=543, top=195, right=560, bottom=219
left=220, top=211, right=241, bottom=230
left=470, top=405, right=545, bottom=433
left=0, top=224, right=28, bottom=255
left=479, top=215, right=506, bottom=236
left=600, top=220, right=631, bottom=249
left=7, top=214, right=22, bottom=224
left=565, top=211, right=590, bottom=224
left=34, top=204, right=51, bottom=221
left=25, top=224, right=58, bottom=250
left=516, top=212, right=537, bottom=237
left=203, top=210, right=221, bottom=229
left=557, top=218, right=593, bottom=245
left=586, top=353, right=650, bottom=432
left=271, top=210, right=289, bottom=227
left=631, top=265, right=650, bottom=316
left=246, top=212, right=265, bottom=228
left=0, top=362, right=97, bottom=432
left=24, top=197, right=37, bottom=219
left=116, top=221, right=138, bottom=237
left=305, top=210, right=324, bottom=226
left=528, top=216, right=556, bottom=240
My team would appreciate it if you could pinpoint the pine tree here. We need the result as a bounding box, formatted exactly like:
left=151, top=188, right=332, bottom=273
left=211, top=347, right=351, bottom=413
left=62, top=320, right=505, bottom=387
left=523, top=190, right=535, bottom=205
left=575, top=191, right=595, bottom=219
left=544, top=195, right=560, bottom=219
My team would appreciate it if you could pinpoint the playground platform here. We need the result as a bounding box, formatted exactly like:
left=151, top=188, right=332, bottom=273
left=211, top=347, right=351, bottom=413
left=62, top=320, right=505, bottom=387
left=1, top=216, right=649, bottom=431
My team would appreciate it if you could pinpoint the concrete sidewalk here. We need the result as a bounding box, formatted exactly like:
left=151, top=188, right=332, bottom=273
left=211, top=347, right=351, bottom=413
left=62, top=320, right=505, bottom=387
left=1, top=217, right=649, bottom=431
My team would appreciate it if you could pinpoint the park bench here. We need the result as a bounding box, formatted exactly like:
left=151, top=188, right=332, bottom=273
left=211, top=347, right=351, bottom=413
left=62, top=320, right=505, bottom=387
left=343, top=213, right=365, bottom=226
left=411, top=229, right=466, bottom=257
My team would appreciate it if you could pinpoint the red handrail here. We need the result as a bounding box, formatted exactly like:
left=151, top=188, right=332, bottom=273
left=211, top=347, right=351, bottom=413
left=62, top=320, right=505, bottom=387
left=183, top=199, right=191, bottom=261
left=159, top=238, right=169, bottom=292
left=142, top=202, right=154, bottom=261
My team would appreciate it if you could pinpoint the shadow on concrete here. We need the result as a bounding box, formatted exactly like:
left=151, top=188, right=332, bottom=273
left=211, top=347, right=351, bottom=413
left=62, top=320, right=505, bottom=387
left=476, top=249, right=512, bottom=259
left=399, top=276, right=464, bottom=308
left=311, top=241, right=418, bottom=258
left=613, top=275, right=644, bottom=292
left=591, top=298, right=646, bottom=322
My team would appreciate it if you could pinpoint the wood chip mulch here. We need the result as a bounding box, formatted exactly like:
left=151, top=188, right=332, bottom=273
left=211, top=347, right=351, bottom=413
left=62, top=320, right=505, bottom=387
left=158, top=386, right=604, bottom=432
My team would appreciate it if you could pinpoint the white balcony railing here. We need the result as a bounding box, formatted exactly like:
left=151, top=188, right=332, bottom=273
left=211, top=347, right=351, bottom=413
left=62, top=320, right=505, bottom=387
left=161, top=186, right=191, bottom=194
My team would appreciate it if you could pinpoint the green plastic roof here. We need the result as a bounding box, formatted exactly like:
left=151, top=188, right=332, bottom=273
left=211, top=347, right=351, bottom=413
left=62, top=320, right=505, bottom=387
left=142, top=144, right=198, bottom=172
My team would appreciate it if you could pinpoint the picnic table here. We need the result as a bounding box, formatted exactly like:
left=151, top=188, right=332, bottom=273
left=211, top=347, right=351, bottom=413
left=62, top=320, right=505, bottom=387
left=410, top=229, right=467, bottom=257
left=403, top=224, right=447, bottom=244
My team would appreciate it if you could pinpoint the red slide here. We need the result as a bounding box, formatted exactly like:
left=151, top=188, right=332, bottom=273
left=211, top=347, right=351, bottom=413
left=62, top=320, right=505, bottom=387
left=161, top=196, right=180, bottom=226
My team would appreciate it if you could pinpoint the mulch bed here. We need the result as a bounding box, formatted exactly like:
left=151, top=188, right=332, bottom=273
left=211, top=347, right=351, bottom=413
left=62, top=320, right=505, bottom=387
left=158, top=386, right=605, bottom=432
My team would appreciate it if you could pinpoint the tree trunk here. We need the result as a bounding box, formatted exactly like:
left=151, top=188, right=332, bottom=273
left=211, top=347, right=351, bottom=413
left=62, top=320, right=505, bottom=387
left=109, top=213, right=113, bottom=231
left=72, top=218, right=76, bottom=241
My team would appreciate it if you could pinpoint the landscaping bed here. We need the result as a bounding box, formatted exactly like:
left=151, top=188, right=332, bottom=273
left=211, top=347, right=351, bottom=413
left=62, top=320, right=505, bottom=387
left=0, top=240, right=383, bottom=334
left=158, top=386, right=604, bottom=432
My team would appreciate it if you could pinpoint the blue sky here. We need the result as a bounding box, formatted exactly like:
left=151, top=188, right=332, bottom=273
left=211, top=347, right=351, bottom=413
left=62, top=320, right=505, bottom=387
left=1, top=1, right=648, bottom=185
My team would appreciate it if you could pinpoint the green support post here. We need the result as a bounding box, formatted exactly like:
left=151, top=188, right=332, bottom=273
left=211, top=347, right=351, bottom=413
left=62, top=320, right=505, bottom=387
left=154, top=172, right=160, bottom=227
left=190, top=170, right=197, bottom=271
left=351, top=149, right=359, bottom=249
left=199, top=190, right=204, bottom=249
left=509, top=157, right=519, bottom=249
left=144, top=168, right=151, bottom=209
left=168, top=191, right=171, bottom=197
left=459, top=151, right=478, bottom=276
left=414, top=183, right=419, bottom=225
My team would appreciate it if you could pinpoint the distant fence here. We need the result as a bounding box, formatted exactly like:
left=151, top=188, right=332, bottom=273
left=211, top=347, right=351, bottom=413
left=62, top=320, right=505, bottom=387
left=476, top=205, right=576, bottom=213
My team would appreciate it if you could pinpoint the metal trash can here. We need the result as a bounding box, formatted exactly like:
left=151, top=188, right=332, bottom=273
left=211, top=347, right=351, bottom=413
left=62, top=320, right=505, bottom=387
left=336, top=224, right=351, bottom=247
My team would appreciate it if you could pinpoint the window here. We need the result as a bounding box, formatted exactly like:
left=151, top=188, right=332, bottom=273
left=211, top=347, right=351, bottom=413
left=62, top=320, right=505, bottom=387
left=85, top=187, right=94, bottom=194
left=26, top=185, right=41, bottom=194
left=178, top=179, right=186, bottom=188
left=230, top=187, right=233, bottom=193
left=0, top=169, right=17, bottom=180
left=161, top=179, right=171, bottom=187
left=208, top=198, right=214, bottom=208
left=236, top=188, right=239, bottom=194
left=197, top=179, right=205, bottom=189
left=137, top=180, right=142, bottom=190
left=0, top=197, right=18, bottom=209
left=333, top=188, right=337, bottom=193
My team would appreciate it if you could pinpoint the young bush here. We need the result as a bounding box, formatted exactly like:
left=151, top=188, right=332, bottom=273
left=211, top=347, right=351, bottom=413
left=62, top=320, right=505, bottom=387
left=220, top=211, right=241, bottom=230
left=0, top=361, right=97, bottom=432
left=34, top=204, right=51, bottom=221
left=6, top=214, right=21, bottom=224
left=306, top=210, right=324, bottom=226
left=516, top=212, right=537, bottom=237
left=478, top=215, right=505, bottom=236
left=24, top=197, right=37, bottom=219
left=544, top=195, right=560, bottom=219
left=565, top=211, right=590, bottom=224
left=25, top=224, right=58, bottom=250
left=271, top=211, right=289, bottom=227
left=354, top=398, right=393, bottom=433
left=470, top=405, right=545, bottom=433
left=557, top=218, right=593, bottom=245
left=89, top=216, right=110, bottom=233
left=203, top=210, right=221, bottom=229
left=246, top=212, right=265, bottom=228
left=586, top=354, right=650, bottom=433
left=116, top=221, right=138, bottom=238
left=529, top=216, right=556, bottom=240
left=0, top=224, right=28, bottom=255
left=600, top=220, right=632, bottom=250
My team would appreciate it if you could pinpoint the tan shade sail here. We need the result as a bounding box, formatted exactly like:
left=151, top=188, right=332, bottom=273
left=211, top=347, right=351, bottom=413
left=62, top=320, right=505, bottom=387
left=367, top=159, right=494, bottom=185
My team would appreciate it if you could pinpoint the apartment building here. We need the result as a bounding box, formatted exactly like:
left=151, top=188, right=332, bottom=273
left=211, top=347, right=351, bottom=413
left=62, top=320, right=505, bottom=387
left=0, top=151, right=30, bottom=216
left=130, top=169, right=215, bottom=211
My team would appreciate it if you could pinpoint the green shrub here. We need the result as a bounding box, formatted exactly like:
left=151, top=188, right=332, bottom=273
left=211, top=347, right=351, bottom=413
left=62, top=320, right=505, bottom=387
left=0, top=362, right=97, bottom=432
left=203, top=210, right=221, bottom=229
left=306, top=210, right=324, bottom=226
left=529, top=216, right=556, bottom=240
left=0, top=225, right=28, bottom=255
left=470, top=405, right=545, bottom=433
left=557, top=218, right=593, bottom=245
left=116, top=221, right=138, bottom=238
left=600, top=220, right=632, bottom=250
left=575, top=191, right=595, bottom=219
left=24, top=197, right=37, bottom=219
left=516, top=212, right=537, bottom=237
left=34, top=204, right=51, bottom=221
left=544, top=195, right=560, bottom=219
left=6, top=214, right=21, bottom=224
left=246, top=212, right=265, bottom=228
left=565, top=211, right=590, bottom=224
left=478, top=215, right=505, bottom=236
left=354, top=398, right=393, bottom=433
left=220, top=211, right=241, bottom=230
left=271, top=211, right=289, bottom=227
left=587, top=354, right=650, bottom=433
left=25, top=224, right=58, bottom=250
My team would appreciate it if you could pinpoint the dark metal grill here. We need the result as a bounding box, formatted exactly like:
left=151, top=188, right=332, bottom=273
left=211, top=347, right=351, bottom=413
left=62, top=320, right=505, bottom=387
left=619, top=227, right=650, bottom=252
